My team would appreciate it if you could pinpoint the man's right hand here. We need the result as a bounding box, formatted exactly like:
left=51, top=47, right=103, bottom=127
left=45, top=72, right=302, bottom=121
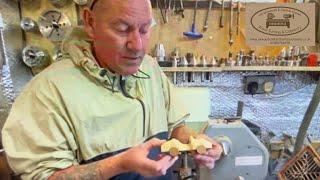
left=49, top=138, right=177, bottom=180
left=117, top=138, right=178, bottom=177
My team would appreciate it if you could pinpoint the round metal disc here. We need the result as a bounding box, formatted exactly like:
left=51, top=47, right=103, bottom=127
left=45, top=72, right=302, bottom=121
left=22, top=46, right=48, bottom=68
left=20, top=17, right=37, bottom=32
left=38, top=10, right=71, bottom=42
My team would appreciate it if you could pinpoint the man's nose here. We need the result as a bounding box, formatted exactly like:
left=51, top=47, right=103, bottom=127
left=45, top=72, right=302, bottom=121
left=127, top=30, right=143, bottom=52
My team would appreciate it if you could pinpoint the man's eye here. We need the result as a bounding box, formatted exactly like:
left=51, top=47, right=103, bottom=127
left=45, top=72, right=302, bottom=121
left=115, top=24, right=129, bottom=32
left=140, top=26, right=150, bottom=34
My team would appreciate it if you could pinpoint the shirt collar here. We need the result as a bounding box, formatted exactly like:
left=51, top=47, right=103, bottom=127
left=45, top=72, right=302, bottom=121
left=61, top=27, right=150, bottom=93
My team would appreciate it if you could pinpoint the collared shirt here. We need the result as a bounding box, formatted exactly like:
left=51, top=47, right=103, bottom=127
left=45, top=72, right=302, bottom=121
left=2, top=28, right=189, bottom=179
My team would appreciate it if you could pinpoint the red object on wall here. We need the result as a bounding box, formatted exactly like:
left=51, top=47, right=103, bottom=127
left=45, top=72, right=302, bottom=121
left=307, top=54, right=318, bottom=67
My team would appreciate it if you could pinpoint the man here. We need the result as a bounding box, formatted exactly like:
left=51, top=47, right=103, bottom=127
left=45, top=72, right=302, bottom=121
left=2, top=0, right=223, bottom=179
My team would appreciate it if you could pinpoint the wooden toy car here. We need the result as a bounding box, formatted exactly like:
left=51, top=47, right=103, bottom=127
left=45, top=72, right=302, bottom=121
left=161, top=136, right=212, bottom=156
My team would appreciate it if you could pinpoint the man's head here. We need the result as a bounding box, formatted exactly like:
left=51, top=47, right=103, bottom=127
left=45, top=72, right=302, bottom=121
left=83, top=0, right=152, bottom=75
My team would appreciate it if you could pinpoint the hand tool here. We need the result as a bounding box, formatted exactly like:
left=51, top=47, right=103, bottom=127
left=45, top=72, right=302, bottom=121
left=175, top=0, right=185, bottom=18
left=203, top=0, right=213, bottom=31
left=172, top=57, right=178, bottom=84
left=187, top=54, right=197, bottom=82
left=158, top=0, right=167, bottom=23
left=219, top=0, right=225, bottom=28
left=229, top=0, right=234, bottom=46
left=179, top=56, right=188, bottom=82
left=200, top=55, right=208, bottom=82
left=183, top=0, right=203, bottom=39
left=236, top=1, right=240, bottom=36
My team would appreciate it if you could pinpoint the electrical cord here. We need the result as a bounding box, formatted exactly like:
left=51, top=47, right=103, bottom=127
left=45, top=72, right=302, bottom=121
left=119, top=76, right=146, bottom=137
left=131, top=69, right=151, bottom=79
left=99, top=68, right=149, bottom=137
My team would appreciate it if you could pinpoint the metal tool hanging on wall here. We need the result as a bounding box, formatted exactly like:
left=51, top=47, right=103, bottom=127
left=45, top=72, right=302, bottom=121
left=203, top=0, right=213, bottom=31
left=157, top=0, right=167, bottom=23
left=179, top=56, right=188, bottom=82
left=199, top=55, right=208, bottom=82
left=229, top=0, right=234, bottom=46
left=172, top=59, right=178, bottom=84
left=236, top=1, right=240, bottom=36
left=207, top=56, right=217, bottom=82
left=219, top=0, right=225, bottom=28
left=171, top=48, right=179, bottom=84
left=183, top=0, right=203, bottom=39
left=38, top=10, right=71, bottom=42
left=188, top=54, right=197, bottom=82
left=175, top=0, right=185, bottom=18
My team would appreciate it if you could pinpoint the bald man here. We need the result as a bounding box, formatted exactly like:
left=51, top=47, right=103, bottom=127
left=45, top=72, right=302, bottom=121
left=2, top=0, right=222, bottom=179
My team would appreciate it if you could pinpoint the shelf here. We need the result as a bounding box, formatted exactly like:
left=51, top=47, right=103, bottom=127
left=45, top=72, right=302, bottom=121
left=161, top=66, right=320, bottom=72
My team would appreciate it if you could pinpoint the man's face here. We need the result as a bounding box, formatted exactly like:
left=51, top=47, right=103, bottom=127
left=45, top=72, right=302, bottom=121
left=86, top=0, right=152, bottom=75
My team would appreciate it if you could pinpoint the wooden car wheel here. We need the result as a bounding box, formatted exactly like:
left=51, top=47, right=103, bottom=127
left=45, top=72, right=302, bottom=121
left=190, top=150, right=196, bottom=156
left=196, top=145, right=206, bottom=154
left=169, top=147, right=179, bottom=156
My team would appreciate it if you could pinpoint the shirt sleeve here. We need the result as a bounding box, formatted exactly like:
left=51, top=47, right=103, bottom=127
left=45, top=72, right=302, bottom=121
left=160, top=71, right=190, bottom=136
left=1, top=76, right=79, bottom=180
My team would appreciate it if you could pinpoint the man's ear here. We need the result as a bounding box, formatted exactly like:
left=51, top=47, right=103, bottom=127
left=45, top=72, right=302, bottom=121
left=82, top=8, right=95, bottom=39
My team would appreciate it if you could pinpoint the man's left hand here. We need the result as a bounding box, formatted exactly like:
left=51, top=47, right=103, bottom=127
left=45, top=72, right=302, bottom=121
left=192, top=134, right=223, bottom=169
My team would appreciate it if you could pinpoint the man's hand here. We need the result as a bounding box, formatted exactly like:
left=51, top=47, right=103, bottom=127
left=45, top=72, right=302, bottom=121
left=193, top=134, right=223, bottom=169
left=118, top=138, right=178, bottom=177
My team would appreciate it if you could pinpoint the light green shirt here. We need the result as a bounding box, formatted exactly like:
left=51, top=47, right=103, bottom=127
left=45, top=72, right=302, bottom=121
left=2, top=28, right=189, bottom=179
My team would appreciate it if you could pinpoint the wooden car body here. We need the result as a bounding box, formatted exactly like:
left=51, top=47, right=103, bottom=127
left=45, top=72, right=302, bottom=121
left=161, top=136, right=212, bottom=156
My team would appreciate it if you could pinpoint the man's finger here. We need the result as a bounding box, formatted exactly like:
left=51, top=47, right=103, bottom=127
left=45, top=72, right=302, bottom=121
left=157, top=156, right=178, bottom=175
left=157, top=155, right=178, bottom=167
left=195, top=158, right=215, bottom=169
left=143, top=155, right=178, bottom=176
left=194, top=156, right=216, bottom=170
left=194, top=154, right=215, bottom=164
left=157, top=153, right=166, bottom=160
left=144, top=138, right=166, bottom=150
left=207, top=147, right=222, bottom=160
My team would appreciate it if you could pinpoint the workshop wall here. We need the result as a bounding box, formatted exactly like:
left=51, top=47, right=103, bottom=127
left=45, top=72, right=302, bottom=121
left=19, top=1, right=286, bottom=75
left=148, top=8, right=284, bottom=58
